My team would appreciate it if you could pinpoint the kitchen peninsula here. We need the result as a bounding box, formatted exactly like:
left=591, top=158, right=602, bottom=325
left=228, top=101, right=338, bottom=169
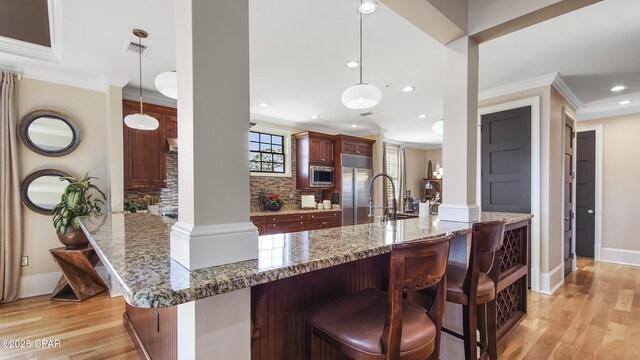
left=80, top=211, right=531, bottom=359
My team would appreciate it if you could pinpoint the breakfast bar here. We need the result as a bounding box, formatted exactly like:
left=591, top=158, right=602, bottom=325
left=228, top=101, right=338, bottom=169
left=80, top=212, right=531, bottom=359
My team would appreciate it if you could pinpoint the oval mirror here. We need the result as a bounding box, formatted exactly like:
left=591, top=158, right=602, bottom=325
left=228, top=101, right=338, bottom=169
left=19, top=110, right=80, bottom=156
left=21, top=170, right=72, bottom=215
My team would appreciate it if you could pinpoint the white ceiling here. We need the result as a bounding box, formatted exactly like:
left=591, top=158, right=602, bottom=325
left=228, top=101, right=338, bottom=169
left=1, top=0, right=639, bottom=146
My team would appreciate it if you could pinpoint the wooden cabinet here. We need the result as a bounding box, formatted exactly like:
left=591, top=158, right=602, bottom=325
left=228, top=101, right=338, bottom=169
left=123, top=100, right=177, bottom=188
left=295, top=132, right=336, bottom=189
left=250, top=211, right=342, bottom=235
left=340, top=138, right=373, bottom=157
left=422, top=178, right=443, bottom=203
left=125, top=303, right=177, bottom=360
left=309, top=138, right=334, bottom=164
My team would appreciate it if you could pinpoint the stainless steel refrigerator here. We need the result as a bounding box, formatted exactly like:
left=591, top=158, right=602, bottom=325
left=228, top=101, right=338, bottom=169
left=341, top=154, right=373, bottom=226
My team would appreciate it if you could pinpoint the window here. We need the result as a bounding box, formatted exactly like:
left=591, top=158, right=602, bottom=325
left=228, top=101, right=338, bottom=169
left=384, top=144, right=399, bottom=205
left=250, top=129, right=289, bottom=175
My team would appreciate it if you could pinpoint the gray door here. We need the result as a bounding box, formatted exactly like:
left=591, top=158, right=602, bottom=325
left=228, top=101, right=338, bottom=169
left=342, top=167, right=354, bottom=226
left=481, top=106, right=532, bottom=213
left=576, top=131, right=596, bottom=258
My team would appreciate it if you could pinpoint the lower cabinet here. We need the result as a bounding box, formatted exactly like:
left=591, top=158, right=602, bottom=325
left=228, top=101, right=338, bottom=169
left=124, top=303, right=177, bottom=360
left=251, top=211, right=342, bottom=235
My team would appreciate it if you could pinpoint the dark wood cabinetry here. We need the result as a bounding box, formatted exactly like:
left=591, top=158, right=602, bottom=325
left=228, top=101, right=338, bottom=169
left=340, top=137, right=373, bottom=157
left=309, top=137, right=334, bottom=164
left=123, top=100, right=176, bottom=188
left=295, top=132, right=336, bottom=189
left=124, top=303, right=177, bottom=360
left=250, top=211, right=342, bottom=235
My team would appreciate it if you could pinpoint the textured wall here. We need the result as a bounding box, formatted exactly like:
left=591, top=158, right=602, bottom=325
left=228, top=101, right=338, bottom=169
left=249, top=136, right=322, bottom=210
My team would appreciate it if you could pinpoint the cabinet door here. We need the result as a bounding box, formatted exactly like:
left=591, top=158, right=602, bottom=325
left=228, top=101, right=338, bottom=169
left=265, top=222, right=306, bottom=235
left=356, top=142, right=372, bottom=157
left=153, top=307, right=178, bottom=360
left=166, top=114, right=178, bottom=138
left=322, top=140, right=334, bottom=164
left=123, top=104, right=167, bottom=188
left=309, top=138, right=325, bottom=163
left=342, top=140, right=358, bottom=155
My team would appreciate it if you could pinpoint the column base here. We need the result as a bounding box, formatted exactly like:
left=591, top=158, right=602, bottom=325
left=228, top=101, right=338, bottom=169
left=438, top=204, right=480, bottom=223
left=170, top=221, right=258, bottom=270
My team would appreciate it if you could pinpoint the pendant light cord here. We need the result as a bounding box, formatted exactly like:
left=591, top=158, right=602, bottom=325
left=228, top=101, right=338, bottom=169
left=359, top=0, right=363, bottom=85
left=138, top=35, right=144, bottom=114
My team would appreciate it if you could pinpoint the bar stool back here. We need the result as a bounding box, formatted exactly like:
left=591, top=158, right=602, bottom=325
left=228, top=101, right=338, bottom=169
left=305, top=234, right=453, bottom=360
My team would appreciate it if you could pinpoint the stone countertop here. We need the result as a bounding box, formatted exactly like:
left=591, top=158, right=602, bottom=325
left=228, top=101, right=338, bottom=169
left=250, top=207, right=341, bottom=217
left=80, top=212, right=532, bottom=308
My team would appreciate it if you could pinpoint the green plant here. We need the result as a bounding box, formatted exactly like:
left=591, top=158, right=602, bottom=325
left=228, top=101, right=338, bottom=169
left=257, top=189, right=284, bottom=207
left=124, top=199, right=139, bottom=213
left=52, top=173, right=107, bottom=235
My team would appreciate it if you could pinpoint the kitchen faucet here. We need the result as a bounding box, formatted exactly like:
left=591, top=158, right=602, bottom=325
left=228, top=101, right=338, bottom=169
left=368, top=173, right=397, bottom=221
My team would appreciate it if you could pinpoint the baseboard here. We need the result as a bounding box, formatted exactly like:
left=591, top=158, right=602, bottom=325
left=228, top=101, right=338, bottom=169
left=18, top=271, right=61, bottom=299
left=600, top=247, right=640, bottom=267
left=539, top=263, right=564, bottom=295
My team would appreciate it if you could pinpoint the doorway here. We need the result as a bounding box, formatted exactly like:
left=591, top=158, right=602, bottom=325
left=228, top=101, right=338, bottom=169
left=576, top=130, right=596, bottom=258
left=563, top=111, right=575, bottom=277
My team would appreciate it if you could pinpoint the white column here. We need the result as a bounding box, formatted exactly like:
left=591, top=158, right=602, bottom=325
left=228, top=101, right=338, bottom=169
left=171, top=0, right=258, bottom=270
left=105, top=84, right=124, bottom=212
left=439, top=36, right=480, bottom=222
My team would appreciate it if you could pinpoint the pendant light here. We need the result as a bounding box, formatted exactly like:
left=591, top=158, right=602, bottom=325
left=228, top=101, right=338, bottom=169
left=432, top=119, right=443, bottom=134
left=155, top=70, right=177, bottom=99
left=341, top=0, right=381, bottom=110
left=124, top=29, right=159, bottom=131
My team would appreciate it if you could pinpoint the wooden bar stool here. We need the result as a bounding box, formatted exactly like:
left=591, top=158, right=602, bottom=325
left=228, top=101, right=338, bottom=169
left=305, top=234, right=453, bottom=360
left=443, top=221, right=505, bottom=360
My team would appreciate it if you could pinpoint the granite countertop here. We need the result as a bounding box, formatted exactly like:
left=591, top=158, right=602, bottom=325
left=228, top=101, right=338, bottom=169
left=80, top=212, right=532, bottom=308
left=250, top=207, right=341, bottom=217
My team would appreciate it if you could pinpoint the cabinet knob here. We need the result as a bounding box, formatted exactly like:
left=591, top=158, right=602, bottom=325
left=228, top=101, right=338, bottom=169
left=272, top=224, right=276, bottom=227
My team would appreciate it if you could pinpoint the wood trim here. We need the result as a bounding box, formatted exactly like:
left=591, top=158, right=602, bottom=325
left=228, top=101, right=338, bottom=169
left=123, top=99, right=177, bottom=116
left=333, top=134, right=376, bottom=145
left=123, top=312, right=152, bottom=360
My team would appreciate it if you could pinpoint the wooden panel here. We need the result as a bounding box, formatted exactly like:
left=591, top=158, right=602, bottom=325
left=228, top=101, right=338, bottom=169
left=251, top=254, right=389, bottom=360
left=125, top=303, right=178, bottom=360
left=166, top=114, right=178, bottom=138
left=265, top=213, right=307, bottom=224
left=307, top=212, right=341, bottom=221
left=50, top=247, right=108, bottom=302
left=123, top=100, right=172, bottom=188
left=264, top=222, right=306, bottom=235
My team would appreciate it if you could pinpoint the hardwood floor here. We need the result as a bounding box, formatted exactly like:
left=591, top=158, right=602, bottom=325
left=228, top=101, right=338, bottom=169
left=0, top=257, right=638, bottom=359
left=0, top=293, right=138, bottom=359
left=499, top=258, right=640, bottom=360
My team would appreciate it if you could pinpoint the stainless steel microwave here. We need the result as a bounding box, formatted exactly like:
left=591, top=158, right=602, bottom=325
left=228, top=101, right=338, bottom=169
left=309, top=166, right=334, bottom=187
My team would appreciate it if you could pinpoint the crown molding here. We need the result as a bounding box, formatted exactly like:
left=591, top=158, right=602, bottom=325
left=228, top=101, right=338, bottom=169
left=551, top=74, right=583, bottom=110
left=577, top=102, right=640, bottom=121
left=123, top=86, right=177, bottom=108
left=479, top=72, right=559, bottom=101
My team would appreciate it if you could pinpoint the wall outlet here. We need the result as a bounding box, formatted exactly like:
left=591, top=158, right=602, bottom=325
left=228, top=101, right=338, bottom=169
left=21, top=256, right=29, bottom=266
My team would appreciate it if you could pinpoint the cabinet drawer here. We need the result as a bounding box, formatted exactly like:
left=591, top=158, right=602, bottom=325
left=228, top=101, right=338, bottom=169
left=266, top=214, right=307, bottom=224
left=307, top=212, right=341, bottom=220
left=265, top=222, right=306, bottom=235
left=250, top=216, right=267, bottom=225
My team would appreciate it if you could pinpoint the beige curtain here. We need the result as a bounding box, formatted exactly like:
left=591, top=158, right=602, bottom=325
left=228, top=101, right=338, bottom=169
left=0, top=71, right=22, bottom=303
left=398, top=146, right=406, bottom=212
left=382, top=142, right=388, bottom=208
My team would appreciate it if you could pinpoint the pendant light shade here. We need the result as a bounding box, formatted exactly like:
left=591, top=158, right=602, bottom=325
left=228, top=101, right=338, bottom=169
left=342, top=0, right=381, bottom=110
left=155, top=71, right=177, bottom=99
left=432, top=120, right=443, bottom=134
left=126, top=28, right=158, bottom=131
left=125, top=113, right=160, bottom=130
left=341, top=83, right=382, bottom=109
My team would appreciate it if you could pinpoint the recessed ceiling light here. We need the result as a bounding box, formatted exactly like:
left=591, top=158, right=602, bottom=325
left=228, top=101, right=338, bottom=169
left=358, top=1, right=377, bottom=14
left=619, top=100, right=631, bottom=105
left=401, top=85, right=415, bottom=93
left=418, top=114, right=427, bottom=119
left=351, top=124, right=358, bottom=128
left=311, top=115, right=319, bottom=119
left=346, top=61, right=360, bottom=69
left=611, top=85, right=626, bottom=92
left=258, top=102, right=269, bottom=107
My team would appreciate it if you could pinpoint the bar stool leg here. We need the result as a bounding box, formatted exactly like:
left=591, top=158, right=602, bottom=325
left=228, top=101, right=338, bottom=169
left=487, top=299, right=498, bottom=360
left=463, top=302, right=478, bottom=360
left=477, top=303, right=487, bottom=353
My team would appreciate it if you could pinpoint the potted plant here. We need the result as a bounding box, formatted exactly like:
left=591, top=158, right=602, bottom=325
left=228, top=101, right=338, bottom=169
left=52, top=173, right=107, bottom=249
left=258, top=189, right=284, bottom=211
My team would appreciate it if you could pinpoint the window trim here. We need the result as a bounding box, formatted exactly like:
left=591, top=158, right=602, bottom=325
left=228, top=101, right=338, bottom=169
left=250, top=125, right=292, bottom=177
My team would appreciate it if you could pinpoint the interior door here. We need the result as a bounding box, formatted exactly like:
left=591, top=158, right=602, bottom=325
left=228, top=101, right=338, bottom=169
left=342, top=167, right=354, bottom=226
left=576, top=131, right=596, bottom=258
left=481, top=106, right=532, bottom=212
left=563, top=116, right=575, bottom=276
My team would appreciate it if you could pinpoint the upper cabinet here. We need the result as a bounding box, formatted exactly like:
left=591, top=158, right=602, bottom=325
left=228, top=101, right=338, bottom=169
left=309, top=137, right=334, bottom=165
left=339, top=137, right=374, bottom=157
left=123, top=100, right=176, bottom=188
